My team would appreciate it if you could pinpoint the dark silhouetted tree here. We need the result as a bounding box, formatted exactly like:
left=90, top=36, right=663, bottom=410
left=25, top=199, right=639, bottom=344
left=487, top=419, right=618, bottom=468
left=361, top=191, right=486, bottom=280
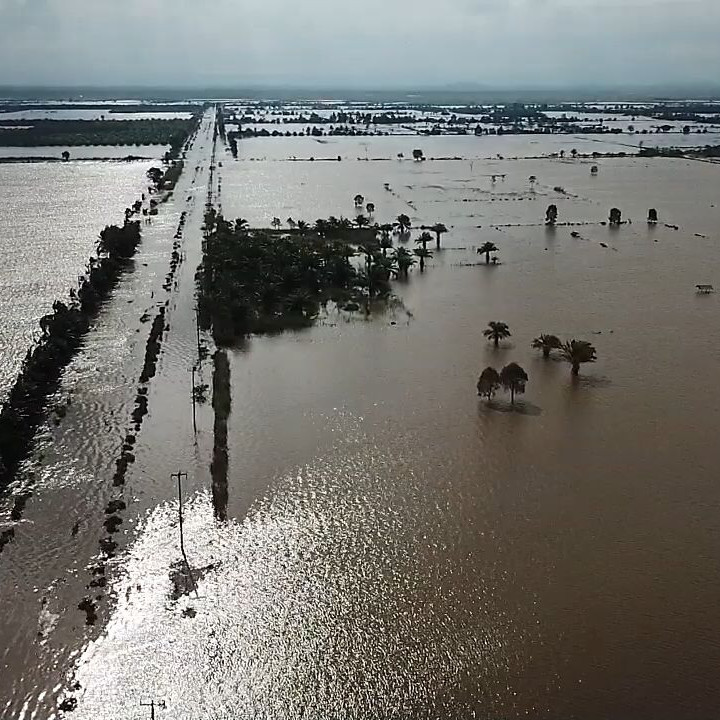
left=413, top=247, right=433, bottom=272
left=500, top=363, right=528, bottom=405
left=477, top=367, right=501, bottom=402
left=546, top=204, right=558, bottom=226
left=531, top=334, right=562, bottom=358
left=478, top=241, right=499, bottom=265
left=560, top=340, right=597, bottom=376
left=483, top=321, right=511, bottom=348
left=431, top=223, right=448, bottom=249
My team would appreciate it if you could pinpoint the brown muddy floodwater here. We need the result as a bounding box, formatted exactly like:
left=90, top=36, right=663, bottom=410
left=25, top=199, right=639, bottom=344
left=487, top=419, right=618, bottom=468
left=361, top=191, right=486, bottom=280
left=2, top=126, right=720, bottom=720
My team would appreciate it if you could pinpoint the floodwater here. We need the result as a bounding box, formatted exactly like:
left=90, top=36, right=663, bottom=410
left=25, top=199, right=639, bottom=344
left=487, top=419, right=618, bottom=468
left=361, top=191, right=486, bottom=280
left=0, top=109, right=193, bottom=121
left=2, top=118, right=720, bottom=719
left=0, top=145, right=170, bottom=159
left=0, top=159, right=159, bottom=397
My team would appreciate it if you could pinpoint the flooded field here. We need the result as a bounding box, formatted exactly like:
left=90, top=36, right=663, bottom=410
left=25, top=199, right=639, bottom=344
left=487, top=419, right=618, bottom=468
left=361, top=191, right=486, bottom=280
left=0, top=110, right=194, bottom=121
left=2, top=115, right=720, bottom=719
left=0, top=145, right=169, bottom=159
left=0, top=159, right=159, bottom=396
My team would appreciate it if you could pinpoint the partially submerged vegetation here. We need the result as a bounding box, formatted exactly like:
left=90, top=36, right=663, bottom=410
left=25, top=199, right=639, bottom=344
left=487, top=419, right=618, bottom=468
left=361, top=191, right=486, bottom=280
left=197, top=213, right=409, bottom=344
left=0, top=113, right=201, bottom=492
left=477, top=363, right=529, bottom=405
left=0, top=221, right=142, bottom=486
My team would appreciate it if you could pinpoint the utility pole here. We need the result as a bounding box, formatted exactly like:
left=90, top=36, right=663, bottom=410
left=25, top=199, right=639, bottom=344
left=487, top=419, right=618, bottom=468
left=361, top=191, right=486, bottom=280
left=170, top=471, right=198, bottom=598
left=140, top=699, right=165, bottom=720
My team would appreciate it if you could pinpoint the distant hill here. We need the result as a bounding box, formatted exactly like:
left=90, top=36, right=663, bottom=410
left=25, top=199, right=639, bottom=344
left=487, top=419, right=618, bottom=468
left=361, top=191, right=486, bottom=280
left=2, top=84, right=720, bottom=104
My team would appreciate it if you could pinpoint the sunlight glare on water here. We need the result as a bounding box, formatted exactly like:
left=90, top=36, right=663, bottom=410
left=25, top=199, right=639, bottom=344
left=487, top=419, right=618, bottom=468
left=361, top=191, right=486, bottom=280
left=71, top=425, right=539, bottom=720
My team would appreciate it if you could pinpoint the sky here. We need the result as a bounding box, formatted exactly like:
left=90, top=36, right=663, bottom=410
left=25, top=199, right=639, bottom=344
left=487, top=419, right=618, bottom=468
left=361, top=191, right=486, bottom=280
left=0, top=0, right=719, bottom=89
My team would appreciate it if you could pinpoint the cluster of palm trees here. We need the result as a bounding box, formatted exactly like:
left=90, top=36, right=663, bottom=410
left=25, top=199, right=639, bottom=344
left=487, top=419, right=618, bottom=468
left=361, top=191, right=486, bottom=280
left=266, top=213, right=451, bottom=274
left=477, top=323, right=599, bottom=406
left=200, top=214, right=437, bottom=342
left=531, top=335, right=597, bottom=375
left=482, top=323, right=597, bottom=376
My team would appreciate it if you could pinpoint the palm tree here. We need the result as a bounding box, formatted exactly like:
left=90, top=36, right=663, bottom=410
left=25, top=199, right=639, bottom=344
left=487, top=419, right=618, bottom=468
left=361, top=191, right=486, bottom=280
left=431, top=223, right=448, bottom=249
left=477, top=367, right=500, bottom=402
left=560, top=340, right=597, bottom=376
left=354, top=194, right=365, bottom=207
left=394, top=247, right=416, bottom=276
left=235, top=218, right=249, bottom=232
left=287, top=217, right=297, bottom=229
left=529, top=175, right=537, bottom=186
left=380, top=233, right=394, bottom=256
left=483, top=321, right=511, bottom=348
left=62, top=150, right=70, bottom=161
left=531, top=334, right=562, bottom=358
left=366, top=202, right=375, bottom=216
left=500, top=363, right=528, bottom=405
left=397, top=214, right=411, bottom=234
left=296, top=220, right=309, bottom=232
left=609, top=208, right=622, bottom=225
left=271, top=217, right=281, bottom=230
left=358, top=241, right=380, bottom=270
left=413, top=247, right=433, bottom=272
left=416, top=231, right=433, bottom=252
left=355, top=215, right=369, bottom=228
left=545, top=204, right=558, bottom=226
left=477, top=241, right=499, bottom=265
left=371, top=255, right=399, bottom=284
left=571, top=148, right=578, bottom=159
left=648, top=208, right=658, bottom=224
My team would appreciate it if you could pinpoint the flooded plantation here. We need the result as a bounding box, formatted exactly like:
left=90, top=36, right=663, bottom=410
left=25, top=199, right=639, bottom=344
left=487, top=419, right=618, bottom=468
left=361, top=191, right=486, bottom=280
left=1, top=103, right=720, bottom=720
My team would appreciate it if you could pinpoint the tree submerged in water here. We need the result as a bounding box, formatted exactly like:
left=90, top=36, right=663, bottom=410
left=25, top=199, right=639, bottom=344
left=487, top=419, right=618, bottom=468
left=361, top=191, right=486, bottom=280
left=545, top=204, right=558, bottom=226
left=430, top=223, right=448, bottom=249
left=531, top=334, right=562, bottom=358
left=477, top=367, right=500, bottom=401
left=560, top=339, right=597, bottom=375
left=609, top=208, right=622, bottom=225
left=396, top=214, right=411, bottom=234
left=393, top=247, right=416, bottom=276
left=500, top=363, right=528, bottom=405
left=483, top=321, right=511, bottom=348
left=477, top=241, right=499, bottom=265
left=198, top=215, right=399, bottom=343
left=413, top=247, right=433, bottom=272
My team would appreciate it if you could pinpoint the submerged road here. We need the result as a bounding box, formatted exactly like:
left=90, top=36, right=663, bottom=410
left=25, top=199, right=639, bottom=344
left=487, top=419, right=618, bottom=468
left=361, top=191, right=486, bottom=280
left=0, top=108, right=218, bottom=719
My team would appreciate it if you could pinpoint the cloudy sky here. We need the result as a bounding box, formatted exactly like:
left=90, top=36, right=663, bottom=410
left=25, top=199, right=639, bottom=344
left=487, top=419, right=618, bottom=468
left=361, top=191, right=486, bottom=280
left=0, top=0, right=718, bottom=88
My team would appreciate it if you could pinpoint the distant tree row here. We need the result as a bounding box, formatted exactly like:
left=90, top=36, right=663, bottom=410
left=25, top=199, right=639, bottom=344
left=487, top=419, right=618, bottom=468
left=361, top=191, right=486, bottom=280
left=0, top=118, right=197, bottom=148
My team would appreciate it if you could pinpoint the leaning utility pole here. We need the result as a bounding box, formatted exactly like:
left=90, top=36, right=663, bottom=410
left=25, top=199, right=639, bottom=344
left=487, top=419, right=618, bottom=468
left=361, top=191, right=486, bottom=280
left=140, top=699, right=166, bottom=720
left=170, top=471, right=198, bottom=598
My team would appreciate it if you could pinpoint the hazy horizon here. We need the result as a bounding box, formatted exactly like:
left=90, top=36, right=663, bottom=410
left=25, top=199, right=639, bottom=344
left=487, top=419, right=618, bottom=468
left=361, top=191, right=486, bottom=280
left=1, top=0, right=719, bottom=91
